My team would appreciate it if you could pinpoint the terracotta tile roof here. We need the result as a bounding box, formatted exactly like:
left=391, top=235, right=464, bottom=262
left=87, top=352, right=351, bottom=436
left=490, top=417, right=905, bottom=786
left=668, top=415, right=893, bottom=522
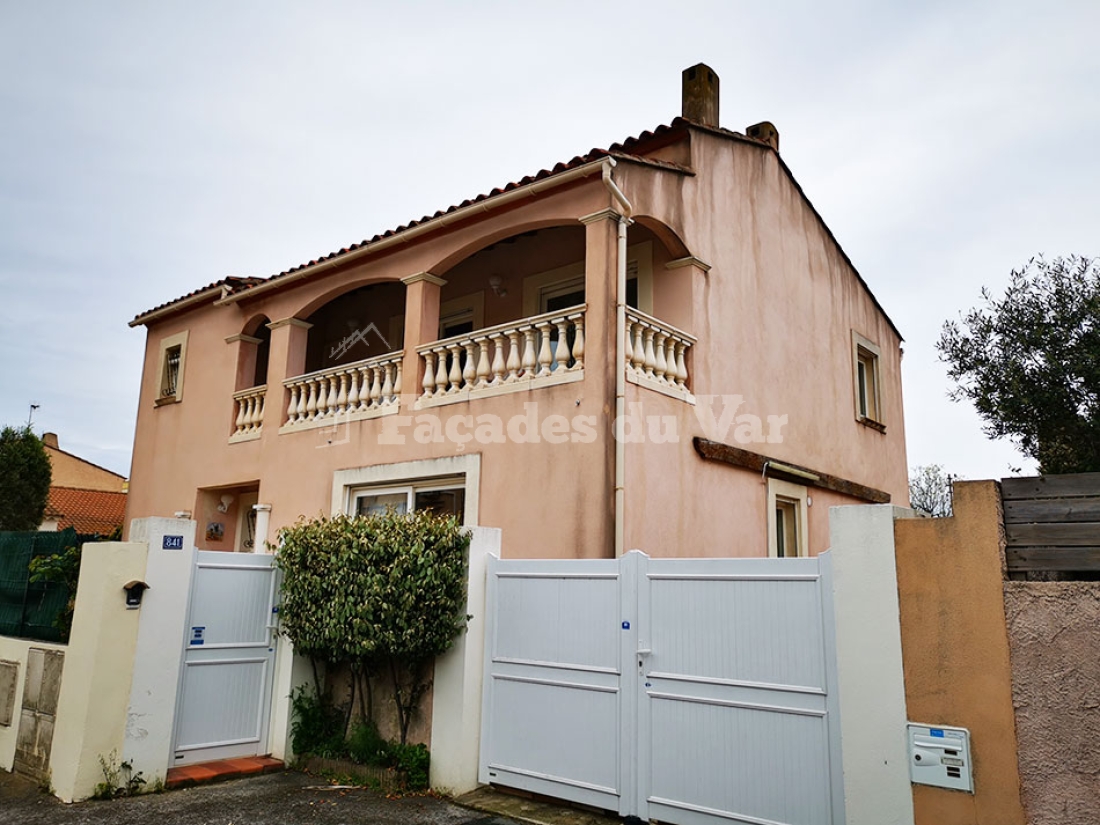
left=47, top=486, right=128, bottom=536
left=130, top=276, right=266, bottom=326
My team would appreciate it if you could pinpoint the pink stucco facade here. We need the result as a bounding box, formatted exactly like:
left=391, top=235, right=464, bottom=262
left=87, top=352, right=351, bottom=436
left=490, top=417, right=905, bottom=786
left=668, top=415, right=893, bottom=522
left=126, top=110, right=908, bottom=561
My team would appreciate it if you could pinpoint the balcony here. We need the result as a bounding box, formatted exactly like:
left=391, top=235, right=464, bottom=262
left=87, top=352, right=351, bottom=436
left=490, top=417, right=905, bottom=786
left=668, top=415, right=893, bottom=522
left=416, top=305, right=585, bottom=408
left=624, top=308, right=696, bottom=403
left=280, top=351, right=404, bottom=432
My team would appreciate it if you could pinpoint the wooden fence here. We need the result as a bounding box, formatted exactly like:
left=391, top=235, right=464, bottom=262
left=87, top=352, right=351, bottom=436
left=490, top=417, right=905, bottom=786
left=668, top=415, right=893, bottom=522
left=1001, top=473, right=1100, bottom=575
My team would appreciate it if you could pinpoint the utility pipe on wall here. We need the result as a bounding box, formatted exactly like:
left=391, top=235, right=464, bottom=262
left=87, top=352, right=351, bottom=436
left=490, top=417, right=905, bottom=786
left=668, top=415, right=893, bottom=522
left=600, top=159, right=633, bottom=558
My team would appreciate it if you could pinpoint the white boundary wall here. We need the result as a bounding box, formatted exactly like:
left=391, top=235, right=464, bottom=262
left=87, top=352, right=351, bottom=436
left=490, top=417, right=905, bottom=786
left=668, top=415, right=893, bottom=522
left=829, top=504, right=916, bottom=825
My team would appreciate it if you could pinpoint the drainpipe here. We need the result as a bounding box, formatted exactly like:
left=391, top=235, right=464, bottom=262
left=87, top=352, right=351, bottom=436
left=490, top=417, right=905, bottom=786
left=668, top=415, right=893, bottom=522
left=601, top=159, right=633, bottom=557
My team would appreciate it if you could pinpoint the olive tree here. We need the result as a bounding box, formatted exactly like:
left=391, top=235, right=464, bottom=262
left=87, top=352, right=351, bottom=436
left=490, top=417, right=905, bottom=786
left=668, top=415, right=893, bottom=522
left=938, top=255, right=1100, bottom=474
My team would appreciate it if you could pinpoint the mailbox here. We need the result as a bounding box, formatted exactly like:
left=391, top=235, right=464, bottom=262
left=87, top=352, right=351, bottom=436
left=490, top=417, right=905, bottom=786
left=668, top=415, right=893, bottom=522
left=908, top=722, right=973, bottom=793
left=123, top=580, right=150, bottom=609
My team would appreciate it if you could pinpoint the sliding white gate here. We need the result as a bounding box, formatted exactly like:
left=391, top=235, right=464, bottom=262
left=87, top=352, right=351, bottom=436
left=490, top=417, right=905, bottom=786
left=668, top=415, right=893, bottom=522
left=479, top=551, right=844, bottom=825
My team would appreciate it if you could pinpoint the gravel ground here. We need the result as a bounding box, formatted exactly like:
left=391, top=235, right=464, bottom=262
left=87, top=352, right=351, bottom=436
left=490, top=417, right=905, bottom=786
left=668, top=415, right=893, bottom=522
left=0, top=769, right=517, bottom=825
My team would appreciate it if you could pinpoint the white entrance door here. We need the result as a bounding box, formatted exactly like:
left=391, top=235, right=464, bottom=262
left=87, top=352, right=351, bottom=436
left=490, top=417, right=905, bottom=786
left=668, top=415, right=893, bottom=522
left=172, top=551, right=278, bottom=766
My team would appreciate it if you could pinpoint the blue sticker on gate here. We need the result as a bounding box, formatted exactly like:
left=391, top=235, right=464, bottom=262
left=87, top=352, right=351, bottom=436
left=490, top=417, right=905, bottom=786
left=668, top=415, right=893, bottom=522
left=930, top=728, right=945, bottom=737
left=622, top=621, right=630, bottom=630
left=190, top=626, right=205, bottom=646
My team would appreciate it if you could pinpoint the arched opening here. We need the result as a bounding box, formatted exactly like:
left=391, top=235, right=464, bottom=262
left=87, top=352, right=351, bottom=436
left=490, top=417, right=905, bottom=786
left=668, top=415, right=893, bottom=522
left=302, top=281, right=405, bottom=373
left=251, top=321, right=271, bottom=388
left=235, top=315, right=272, bottom=391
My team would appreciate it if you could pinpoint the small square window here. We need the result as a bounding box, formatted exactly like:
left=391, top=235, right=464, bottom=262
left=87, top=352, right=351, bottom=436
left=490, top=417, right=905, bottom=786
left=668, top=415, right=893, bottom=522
left=852, top=332, right=883, bottom=429
left=154, top=331, right=188, bottom=406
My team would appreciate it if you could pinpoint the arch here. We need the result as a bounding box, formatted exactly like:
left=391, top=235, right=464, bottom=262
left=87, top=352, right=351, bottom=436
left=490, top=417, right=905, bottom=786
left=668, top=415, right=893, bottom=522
left=234, top=314, right=271, bottom=390
left=430, top=218, right=583, bottom=277
left=291, top=273, right=405, bottom=323
left=301, top=281, right=406, bottom=373
left=629, top=215, right=691, bottom=260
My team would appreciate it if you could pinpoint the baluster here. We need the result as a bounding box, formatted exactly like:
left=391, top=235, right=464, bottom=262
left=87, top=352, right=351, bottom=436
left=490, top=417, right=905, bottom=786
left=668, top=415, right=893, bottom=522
left=434, top=348, right=449, bottom=394
left=521, top=327, right=537, bottom=377
left=623, top=318, right=633, bottom=370
left=305, top=381, right=318, bottom=420
left=296, top=383, right=308, bottom=422
left=370, top=366, right=383, bottom=408
left=347, top=369, right=360, bottom=411
left=475, top=338, right=492, bottom=387
left=253, top=394, right=265, bottom=431
left=462, top=342, right=477, bottom=389
left=653, top=331, right=669, bottom=383
left=448, top=344, right=464, bottom=392
left=536, top=322, right=553, bottom=376
left=286, top=385, right=300, bottom=425
left=663, top=337, right=678, bottom=384
left=490, top=334, right=506, bottom=384
left=643, top=327, right=657, bottom=378
left=328, top=377, right=339, bottom=416
left=675, top=341, right=689, bottom=388
left=235, top=395, right=247, bottom=434
left=315, top=377, right=329, bottom=419
left=571, top=315, right=585, bottom=370
left=393, top=361, right=402, bottom=399
left=247, top=396, right=259, bottom=432
left=422, top=352, right=436, bottom=398
left=506, top=331, right=521, bottom=381
left=554, top=319, right=571, bottom=372
left=381, top=363, right=394, bottom=404
left=632, top=322, right=646, bottom=372
left=335, top=373, right=349, bottom=413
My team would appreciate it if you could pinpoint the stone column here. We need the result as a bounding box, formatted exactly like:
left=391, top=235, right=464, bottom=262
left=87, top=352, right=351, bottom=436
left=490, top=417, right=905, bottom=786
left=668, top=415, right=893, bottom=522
left=264, top=317, right=312, bottom=432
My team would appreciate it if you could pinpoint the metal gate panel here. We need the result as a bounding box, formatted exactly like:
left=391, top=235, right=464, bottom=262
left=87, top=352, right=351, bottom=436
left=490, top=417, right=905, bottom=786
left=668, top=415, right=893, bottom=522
left=480, top=551, right=844, bottom=825
left=479, top=558, right=626, bottom=812
left=639, top=556, right=842, bottom=825
left=172, top=552, right=277, bottom=766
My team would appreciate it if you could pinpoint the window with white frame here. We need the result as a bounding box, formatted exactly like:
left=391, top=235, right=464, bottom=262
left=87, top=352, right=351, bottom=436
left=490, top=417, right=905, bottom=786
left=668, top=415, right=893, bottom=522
left=352, top=479, right=466, bottom=520
left=767, top=478, right=808, bottom=558
left=852, top=331, right=883, bottom=427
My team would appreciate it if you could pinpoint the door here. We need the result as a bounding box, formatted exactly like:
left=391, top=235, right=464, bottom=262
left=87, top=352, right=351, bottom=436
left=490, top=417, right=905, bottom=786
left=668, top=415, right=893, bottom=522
left=172, top=551, right=278, bottom=765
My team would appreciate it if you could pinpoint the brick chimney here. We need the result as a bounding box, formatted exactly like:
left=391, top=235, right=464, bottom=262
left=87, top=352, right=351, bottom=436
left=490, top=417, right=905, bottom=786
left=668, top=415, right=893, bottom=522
left=42, top=432, right=58, bottom=449
left=682, top=63, right=719, bottom=128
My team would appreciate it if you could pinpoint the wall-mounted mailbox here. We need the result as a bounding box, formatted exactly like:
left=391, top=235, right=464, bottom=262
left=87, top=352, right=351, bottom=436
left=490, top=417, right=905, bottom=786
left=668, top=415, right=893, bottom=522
left=123, top=580, right=150, bottom=610
left=908, top=722, right=973, bottom=793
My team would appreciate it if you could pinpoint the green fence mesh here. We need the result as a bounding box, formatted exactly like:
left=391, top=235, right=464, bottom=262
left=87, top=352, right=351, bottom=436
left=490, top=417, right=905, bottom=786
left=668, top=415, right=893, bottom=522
left=0, top=528, right=82, bottom=643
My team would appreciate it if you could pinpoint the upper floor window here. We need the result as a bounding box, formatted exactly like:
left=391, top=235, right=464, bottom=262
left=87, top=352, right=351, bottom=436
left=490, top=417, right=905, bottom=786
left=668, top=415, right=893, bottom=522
left=852, top=331, right=884, bottom=429
left=155, top=331, right=188, bottom=406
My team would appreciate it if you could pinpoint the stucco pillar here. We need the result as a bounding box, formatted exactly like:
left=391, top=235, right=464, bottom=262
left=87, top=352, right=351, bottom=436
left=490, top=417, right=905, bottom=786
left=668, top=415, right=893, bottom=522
left=400, top=272, right=446, bottom=401
left=252, top=503, right=272, bottom=554
left=665, top=255, right=711, bottom=334
left=264, top=317, right=312, bottom=431
left=579, top=210, right=620, bottom=558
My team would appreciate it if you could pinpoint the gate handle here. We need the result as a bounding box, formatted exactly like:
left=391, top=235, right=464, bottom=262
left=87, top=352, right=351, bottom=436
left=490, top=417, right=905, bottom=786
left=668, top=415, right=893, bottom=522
left=637, top=647, right=652, bottom=657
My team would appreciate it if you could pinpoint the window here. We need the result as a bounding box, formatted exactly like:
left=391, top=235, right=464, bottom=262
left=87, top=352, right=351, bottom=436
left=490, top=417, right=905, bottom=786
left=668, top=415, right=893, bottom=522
left=155, top=330, right=188, bottom=405
left=767, top=478, right=808, bottom=558
left=332, top=455, right=481, bottom=526
left=353, top=480, right=466, bottom=520
left=852, top=331, right=883, bottom=427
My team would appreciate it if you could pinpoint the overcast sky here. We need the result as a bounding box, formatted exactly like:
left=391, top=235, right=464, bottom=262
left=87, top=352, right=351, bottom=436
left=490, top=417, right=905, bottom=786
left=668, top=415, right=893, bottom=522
left=1, top=1, right=1097, bottom=481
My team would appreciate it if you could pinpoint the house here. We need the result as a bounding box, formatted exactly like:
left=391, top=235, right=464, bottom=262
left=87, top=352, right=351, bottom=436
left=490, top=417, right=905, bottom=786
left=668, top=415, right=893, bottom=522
left=39, top=432, right=128, bottom=536
left=125, top=63, right=908, bottom=561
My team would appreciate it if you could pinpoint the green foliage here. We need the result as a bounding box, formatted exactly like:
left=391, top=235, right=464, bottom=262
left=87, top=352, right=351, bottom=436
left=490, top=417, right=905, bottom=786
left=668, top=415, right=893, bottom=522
left=347, top=718, right=391, bottom=767
left=276, top=509, right=470, bottom=744
left=908, top=465, right=955, bottom=518
left=93, top=751, right=145, bottom=799
left=28, top=543, right=81, bottom=639
left=389, top=742, right=430, bottom=791
left=939, top=256, right=1100, bottom=474
left=290, top=686, right=347, bottom=759
left=0, top=426, right=52, bottom=531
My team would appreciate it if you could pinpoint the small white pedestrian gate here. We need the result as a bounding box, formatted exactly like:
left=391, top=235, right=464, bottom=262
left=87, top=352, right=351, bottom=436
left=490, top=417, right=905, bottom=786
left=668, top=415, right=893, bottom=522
left=172, top=551, right=278, bottom=766
left=479, top=551, right=844, bottom=825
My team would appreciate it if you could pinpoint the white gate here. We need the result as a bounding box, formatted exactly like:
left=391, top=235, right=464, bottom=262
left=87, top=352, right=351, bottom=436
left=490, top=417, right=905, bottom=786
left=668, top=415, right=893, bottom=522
left=479, top=551, right=844, bottom=825
left=172, top=551, right=278, bottom=766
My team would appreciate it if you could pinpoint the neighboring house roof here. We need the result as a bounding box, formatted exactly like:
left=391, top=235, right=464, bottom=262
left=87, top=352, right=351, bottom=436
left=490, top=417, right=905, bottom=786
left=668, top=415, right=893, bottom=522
left=130, top=115, right=901, bottom=340
left=42, top=434, right=128, bottom=493
left=47, top=487, right=128, bottom=536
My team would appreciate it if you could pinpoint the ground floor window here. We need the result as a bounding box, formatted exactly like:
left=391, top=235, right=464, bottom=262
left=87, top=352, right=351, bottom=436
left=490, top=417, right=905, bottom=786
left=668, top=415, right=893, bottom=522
left=352, top=479, right=466, bottom=519
left=767, top=478, right=809, bottom=558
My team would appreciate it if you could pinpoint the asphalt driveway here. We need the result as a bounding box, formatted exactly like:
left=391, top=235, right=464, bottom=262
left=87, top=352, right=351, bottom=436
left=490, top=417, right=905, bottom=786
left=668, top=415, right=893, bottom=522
left=0, top=769, right=518, bottom=825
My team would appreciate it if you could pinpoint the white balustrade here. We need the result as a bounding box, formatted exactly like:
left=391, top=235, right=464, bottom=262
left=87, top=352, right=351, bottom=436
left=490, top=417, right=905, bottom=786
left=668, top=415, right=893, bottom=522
left=231, top=385, right=266, bottom=439
left=417, top=305, right=585, bottom=400
left=283, top=352, right=403, bottom=427
left=624, top=308, right=695, bottom=393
